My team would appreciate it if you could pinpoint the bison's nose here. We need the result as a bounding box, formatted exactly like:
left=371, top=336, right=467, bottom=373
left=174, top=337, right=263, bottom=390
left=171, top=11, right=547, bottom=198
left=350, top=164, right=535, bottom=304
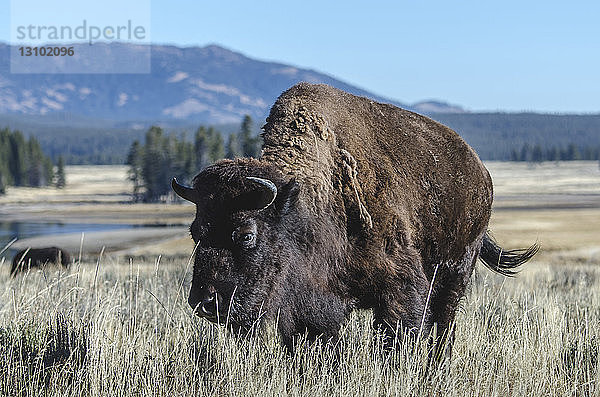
left=189, top=289, right=222, bottom=319
left=200, top=293, right=220, bottom=317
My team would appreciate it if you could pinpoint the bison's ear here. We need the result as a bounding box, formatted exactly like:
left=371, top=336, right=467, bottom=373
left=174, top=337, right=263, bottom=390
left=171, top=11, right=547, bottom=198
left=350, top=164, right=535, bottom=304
left=274, top=179, right=299, bottom=215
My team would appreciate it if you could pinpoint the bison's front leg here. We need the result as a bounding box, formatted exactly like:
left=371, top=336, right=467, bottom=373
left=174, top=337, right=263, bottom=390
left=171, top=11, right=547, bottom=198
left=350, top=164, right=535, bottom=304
left=372, top=273, right=431, bottom=350
left=276, top=286, right=350, bottom=353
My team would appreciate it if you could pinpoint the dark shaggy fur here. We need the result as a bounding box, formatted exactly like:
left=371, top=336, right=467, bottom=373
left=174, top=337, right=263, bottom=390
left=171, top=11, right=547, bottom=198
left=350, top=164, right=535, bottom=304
left=174, top=83, right=538, bottom=356
left=11, top=247, right=71, bottom=276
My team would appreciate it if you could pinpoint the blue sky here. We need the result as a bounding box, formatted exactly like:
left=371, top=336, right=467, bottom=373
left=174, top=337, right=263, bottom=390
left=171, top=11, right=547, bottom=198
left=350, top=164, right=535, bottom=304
left=1, top=0, right=599, bottom=113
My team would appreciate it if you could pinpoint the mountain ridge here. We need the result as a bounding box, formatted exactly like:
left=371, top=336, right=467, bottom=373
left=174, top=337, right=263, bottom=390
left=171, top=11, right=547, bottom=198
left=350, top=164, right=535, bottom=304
left=0, top=42, right=465, bottom=123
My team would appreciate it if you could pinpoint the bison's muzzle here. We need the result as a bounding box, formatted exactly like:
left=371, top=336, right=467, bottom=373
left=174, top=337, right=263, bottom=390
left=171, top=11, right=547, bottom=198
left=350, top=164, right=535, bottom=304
left=188, top=286, right=224, bottom=323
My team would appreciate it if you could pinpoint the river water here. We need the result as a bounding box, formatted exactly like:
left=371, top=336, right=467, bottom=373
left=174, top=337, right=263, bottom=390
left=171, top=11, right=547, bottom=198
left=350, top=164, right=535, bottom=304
left=0, top=221, right=137, bottom=258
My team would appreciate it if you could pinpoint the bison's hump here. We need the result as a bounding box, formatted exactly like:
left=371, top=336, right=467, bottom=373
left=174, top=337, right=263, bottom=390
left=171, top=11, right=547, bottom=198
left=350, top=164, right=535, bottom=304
left=261, top=82, right=493, bottom=257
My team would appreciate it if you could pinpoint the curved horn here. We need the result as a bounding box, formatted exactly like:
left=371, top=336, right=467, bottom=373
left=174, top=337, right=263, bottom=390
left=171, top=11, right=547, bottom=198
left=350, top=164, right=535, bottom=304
left=246, top=176, right=277, bottom=209
left=171, top=177, right=199, bottom=203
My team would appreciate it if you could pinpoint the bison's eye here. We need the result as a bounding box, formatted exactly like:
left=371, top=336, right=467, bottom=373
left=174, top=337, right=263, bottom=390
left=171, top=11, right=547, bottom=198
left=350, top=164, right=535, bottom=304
left=240, top=233, right=254, bottom=243
left=232, top=227, right=257, bottom=248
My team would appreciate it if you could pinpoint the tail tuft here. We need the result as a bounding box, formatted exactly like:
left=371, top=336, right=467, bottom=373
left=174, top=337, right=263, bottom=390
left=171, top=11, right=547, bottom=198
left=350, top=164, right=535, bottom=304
left=479, top=233, right=539, bottom=277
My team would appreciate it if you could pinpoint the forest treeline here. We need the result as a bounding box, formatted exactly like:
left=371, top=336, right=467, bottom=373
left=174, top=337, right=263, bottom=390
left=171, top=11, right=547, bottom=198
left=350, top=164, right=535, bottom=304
left=3, top=112, right=600, bottom=199
left=127, top=113, right=600, bottom=202
left=431, top=112, right=600, bottom=161
left=510, top=142, right=600, bottom=162
left=0, top=127, right=65, bottom=195
left=126, top=115, right=260, bottom=202
left=3, top=112, right=600, bottom=165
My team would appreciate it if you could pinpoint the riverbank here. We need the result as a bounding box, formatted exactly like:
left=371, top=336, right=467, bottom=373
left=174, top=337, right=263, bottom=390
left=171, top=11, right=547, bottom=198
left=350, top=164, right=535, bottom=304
left=7, top=226, right=191, bottom=257
left=0, top=166, right=195, bottom=258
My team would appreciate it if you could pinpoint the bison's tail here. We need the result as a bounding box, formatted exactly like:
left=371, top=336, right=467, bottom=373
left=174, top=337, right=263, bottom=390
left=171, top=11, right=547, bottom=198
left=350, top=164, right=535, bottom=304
left=479, top=233, right=539, bottom=276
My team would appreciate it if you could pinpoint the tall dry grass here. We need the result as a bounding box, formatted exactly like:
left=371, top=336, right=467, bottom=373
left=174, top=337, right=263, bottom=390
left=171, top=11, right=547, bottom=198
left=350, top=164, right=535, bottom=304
left=0, top=254, right=598, bottom=396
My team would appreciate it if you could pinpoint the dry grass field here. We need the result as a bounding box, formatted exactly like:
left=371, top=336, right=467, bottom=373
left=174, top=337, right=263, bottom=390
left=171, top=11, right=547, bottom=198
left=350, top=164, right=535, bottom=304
left=0, top=161, right=599, bottom=396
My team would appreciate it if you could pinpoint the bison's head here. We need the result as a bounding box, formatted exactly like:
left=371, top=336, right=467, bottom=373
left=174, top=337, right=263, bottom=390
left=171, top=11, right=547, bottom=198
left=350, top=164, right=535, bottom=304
left=172, top=158, right=301, bottom=330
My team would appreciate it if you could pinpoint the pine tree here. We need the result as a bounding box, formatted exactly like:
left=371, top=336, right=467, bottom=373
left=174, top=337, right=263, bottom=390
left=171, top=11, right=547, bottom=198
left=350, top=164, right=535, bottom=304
left=55, top=156, right=66, bottom=188
left=194, top=126, right=209, bottom=170
left=142, top=126, right=172, bottom=202
left=0, top=128, right=54, bottom=189
left=8, top=130, right=27, bottom=186
left=566, top=144, right=580, bottom=161
left=546, top=146, right=559, bottom=162
left=43, top=156, right=54, bottom=187
left=173, top=134, right=195, bottom=184
left=510, top=149, right=520, bottom=161
left=0, top=169, right=6, bottom=195
left=26, top=138, right=43, bottom=187
left=126, top=140, right=144, bottom=201
left=531, top=145, right=543, bottom=163
left=207, top=127, right=225, bottom=163
left=0, top=129, right=10, bottom=192
left=239, top=115, right=260, bottom=158
left=519, top=143, right=530, bottom=162
left=195, top=126, right=226, bottom=169
left=128, top=125, right=226, bottom=202
left=226, top=133, right=241, bottom=159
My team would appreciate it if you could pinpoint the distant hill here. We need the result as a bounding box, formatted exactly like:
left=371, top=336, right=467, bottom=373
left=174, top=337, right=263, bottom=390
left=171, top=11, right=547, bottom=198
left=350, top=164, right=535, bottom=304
left=0, top=42, right=464, bottom=124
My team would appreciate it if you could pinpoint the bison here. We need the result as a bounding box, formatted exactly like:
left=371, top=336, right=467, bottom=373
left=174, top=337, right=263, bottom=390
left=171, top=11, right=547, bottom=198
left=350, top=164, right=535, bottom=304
left=11, top=247, right=71, bottom=276
left=172, top=83, right=538, bottom=357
